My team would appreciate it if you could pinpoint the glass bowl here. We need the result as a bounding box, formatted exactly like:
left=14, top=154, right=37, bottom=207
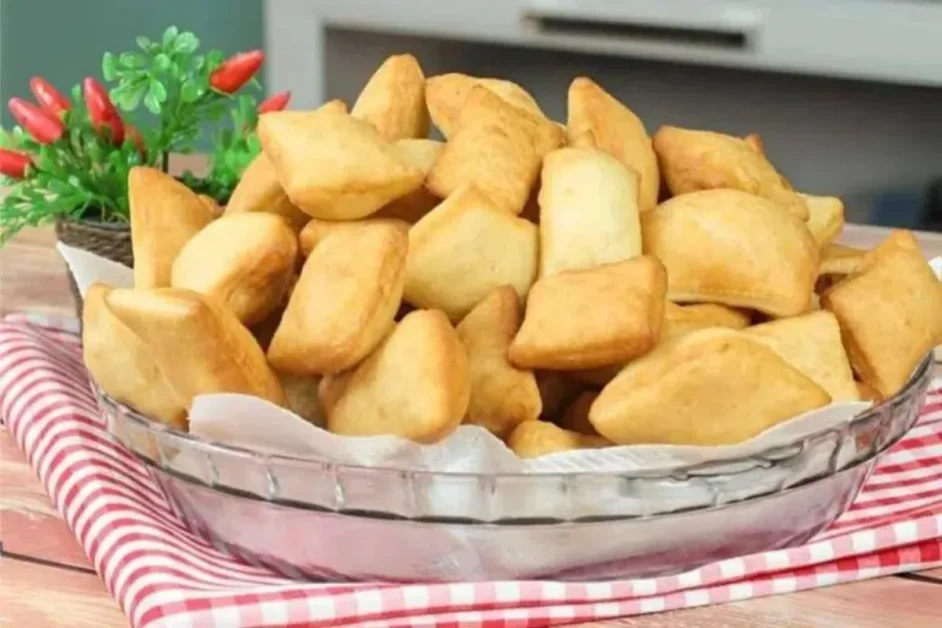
left=97, top=354, right=933, bottom=581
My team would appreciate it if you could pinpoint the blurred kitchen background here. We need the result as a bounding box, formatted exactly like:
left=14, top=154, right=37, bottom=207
left=1, top=0, right=940, bottom=231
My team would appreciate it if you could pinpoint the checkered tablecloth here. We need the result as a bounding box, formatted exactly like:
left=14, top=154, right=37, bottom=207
left=1, top=313, right=940, bottom=628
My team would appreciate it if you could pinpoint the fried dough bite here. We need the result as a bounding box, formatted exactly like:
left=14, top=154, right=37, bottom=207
left=257, top=104, right=424, bottom=220
left=642, top=189, right=819, bottom=317
left=821, top=230, right=942, bottom=398
left=653, top=126, right=808, bottom=220
left=455, top=286, right=541, bottom=438
left=509, top=256, right=667, bottom=370
left=104, top=287, right=287, bottom=408
left=82, top=283, right=187, bottom=430
left=567, top=77, right=659, bottom=212
left=351, top=53, right=429, bottom=141
left=590, top=329, right=830, bottom=446
left=404, top=185, right=538, bottom=322
left=129, top=166, right=216, bottom=289
left=507, top=420, right=610, bottom=458
left=224, top=153, right=311, bottom=230
left=171, top=213, right=298, bottom=325
left=268, top=220, right=408, bottom=375
left=425, top=73, right=545, bottom=139
left=538, top=146, right=642, bottom=277
left=327, top=310, right=470, bottom=443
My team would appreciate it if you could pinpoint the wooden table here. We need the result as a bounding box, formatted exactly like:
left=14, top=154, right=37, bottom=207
left=1, top=224, right=941, bottom=628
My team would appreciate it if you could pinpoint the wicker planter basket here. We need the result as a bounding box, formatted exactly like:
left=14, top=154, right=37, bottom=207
left=55, top=217, right=133, bottom=321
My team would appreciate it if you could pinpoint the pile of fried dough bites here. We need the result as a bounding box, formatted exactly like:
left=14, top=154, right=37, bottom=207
left=83, top=54, right=942, bottom=459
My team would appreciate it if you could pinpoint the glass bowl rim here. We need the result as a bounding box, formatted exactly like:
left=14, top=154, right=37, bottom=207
left=97, top=353, right=934, bottom=481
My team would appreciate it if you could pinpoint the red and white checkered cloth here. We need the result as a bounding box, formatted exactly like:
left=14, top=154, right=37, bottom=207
left=2, top=314, right=941, bottom=628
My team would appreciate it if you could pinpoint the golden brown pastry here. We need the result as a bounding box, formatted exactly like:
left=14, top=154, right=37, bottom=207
left=856, top=380, right=883, bottom=403
left=557, top=391, right=601, bottom=436
left=800, top=193, right=845, bottom=248
left=104, top=287, right=287, bottom=409
left=661, top=302, right=751, bottom=342
left=426, top=86, right=564, bottom=215
left=538, top=146, right=642, bottom=277
left=268, top=221, right=408, bottom=375
left=425, top=73, right=545, bottom=139
left=128, top=166, right=216, bottom=289
left=82, top=283, right=187, bottom=429
left=507, top=420, right=610, bottom=458
left=589, top=329, right=831, bottom=446
left=455, top=286, right=542, bottom=438
left=327, top=310, right=471, bottom=443
left=224, top=153, right=311, bottom=230
left=653, top=126, right=808, bottom=220
left=642, top=189, right=819, bottom=317
left=298, top=217, right=408, bottom=257
left=372, top=139, right=443, bottom=223
left=509, top=256, right=667, bottom=370
left=404, top=185, right=538, bottom=322
left=745, top=310, right=858, bottom=402
left=197, top=194, right=224, bottom=219
left=257, top=105, right=424, bottom=220
left=567, top=77, right=659, bottom=212
left=170, top=213, right=298, bottom=326
left=820, top=244, right=865, bottom=277
left=351, top=53, right=429, bottom=141
left=821, top=230, right=942, bottom=398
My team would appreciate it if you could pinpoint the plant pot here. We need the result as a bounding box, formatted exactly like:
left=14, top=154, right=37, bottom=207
left=55, top=216, right=133, bottom=321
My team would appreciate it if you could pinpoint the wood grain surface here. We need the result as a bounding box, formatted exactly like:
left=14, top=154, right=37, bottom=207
left=1, top=221, right=940, bottom=627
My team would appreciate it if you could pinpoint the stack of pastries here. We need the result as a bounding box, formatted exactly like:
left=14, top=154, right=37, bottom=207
left=83, top=54, right=942, bottom=459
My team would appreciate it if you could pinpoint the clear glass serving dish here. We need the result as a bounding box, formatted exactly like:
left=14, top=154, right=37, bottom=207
left=97, top=355, right=933, bottom=582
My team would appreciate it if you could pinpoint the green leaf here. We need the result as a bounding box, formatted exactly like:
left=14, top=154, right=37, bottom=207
left=174, top=32, right=199, bottom=55
left=143, top=91, right=161, bottom=115
left=180, top=80, right=204, bottom=103
left=136, top=36, right=152, bottom=51
left=148, top=80, right=168, bottom=104
left=119, top=52, right=147, bottom=69
left=71, top=84, right=82, bottom=103
left=192, top=55, right=206, bottom=71
left=102, top=52, right=118, bottom=81
left=114, top=85, right=144, bottom=111
left=206, top=50, right=225, bottom=71
left=163, top=25, right=179, bottom=47
left=154, top=53, right=172, bottom=73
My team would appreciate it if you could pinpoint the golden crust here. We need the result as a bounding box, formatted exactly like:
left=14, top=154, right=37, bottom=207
left=372, top=139, right=443, bottom=223
left=426, top=86, right=564, bottom=215
left=455, top=286, right=542, bottom=438
left=224, top=153, right=311, bottom=230
left=745, top=310, right=858, bottom=402
left=257, top=105, right=424, bottom=220
left=351, top=53, right=429, bottom=141
left=104, top=287, right=287, bottom=408
left=82, top=283, right=187, bottom=430
left=589, top=329, right=831, bottom=446
left=538, top=147, right=642, bottom=277
left=567, top=77, right=660, bottom=212
left=509, top=256, right=667, bottom=370
left=268, top=221, right=408, bottom=375
left=171, top=213, right=298, bottom=326
left=327, top=310, right=471, bottom=443
left=425, top=73, right=545, bottom=139
left=404, top=185, right=538, bottom=322
left=821, top=230, right=942, bottom=398
left=507, top=420, right=610, bottom=458
left=653, top=126, right=808, bottom=220
left=641, top=189, right=819, bottom=317
left=800, top=193, right=845, bottom=248
left=129, top=166, right=215, bottom=289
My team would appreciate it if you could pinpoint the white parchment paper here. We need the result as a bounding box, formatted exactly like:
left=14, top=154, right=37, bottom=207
left=60, top=242, right=942, bottom=475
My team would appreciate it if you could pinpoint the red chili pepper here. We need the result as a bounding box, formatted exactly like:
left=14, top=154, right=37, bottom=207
left=0, top=149, right=32, bottom=179
left=257, top=90, right=291, bottom=114
left=83, top=77, right=124, bottom=145
left=29, top=77, right=70, bottom=117
left=210, top=50, right=264, bottom=94
left=8, top=98, right=66, bottom=144
left=126, top=125, right=146, bottom=155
